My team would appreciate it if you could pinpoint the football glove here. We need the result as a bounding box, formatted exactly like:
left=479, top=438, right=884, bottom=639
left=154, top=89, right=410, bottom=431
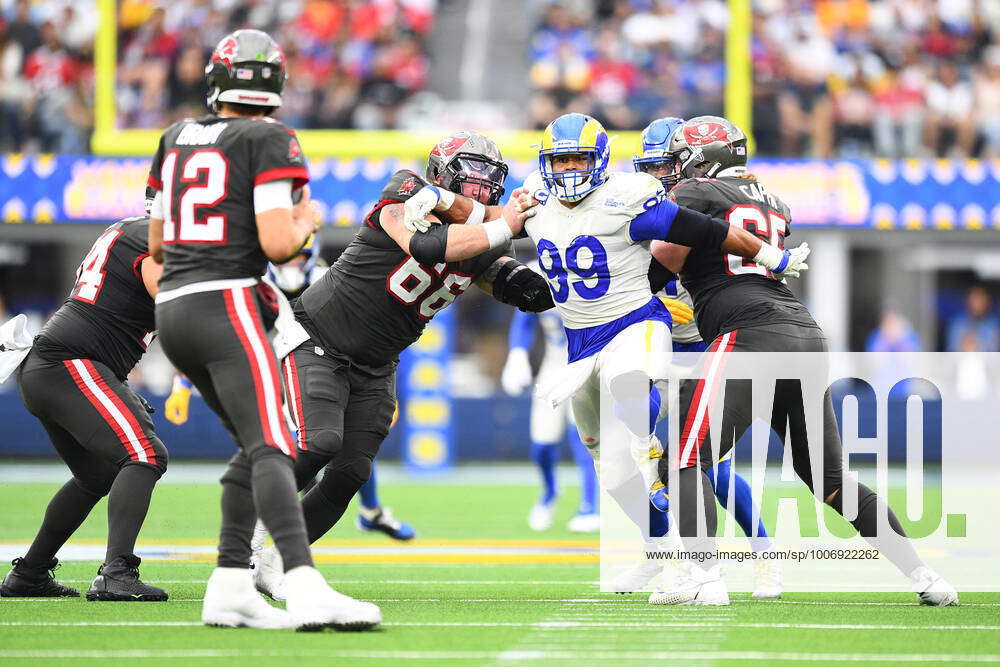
left=658, top=297, right=694, bottom=326
left=403, top=186, right=452, bottom=233
left=165, top=376, right=192, bottom=425
left=775, top=242, right=810, bottom=278
left=500, top=347, right=533, bottom=396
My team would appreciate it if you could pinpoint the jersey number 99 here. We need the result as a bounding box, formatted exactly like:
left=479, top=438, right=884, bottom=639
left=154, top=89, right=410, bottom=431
left=537, top=235, right=610, bottom=303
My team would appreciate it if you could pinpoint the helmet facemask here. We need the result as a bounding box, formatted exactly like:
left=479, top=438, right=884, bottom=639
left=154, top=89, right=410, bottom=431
left=439, top=154, right=508, bottom=205
left=539, top=148, right=606, bottom=202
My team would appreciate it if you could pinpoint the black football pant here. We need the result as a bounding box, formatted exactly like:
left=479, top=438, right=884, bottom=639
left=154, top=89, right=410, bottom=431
left=660, top=323, right=922, bottom=576
left=280, top=341, right=396, bottom=543
left=17, top=349, right=168, bottom=566
left=156, top=284, right=312, bottom=571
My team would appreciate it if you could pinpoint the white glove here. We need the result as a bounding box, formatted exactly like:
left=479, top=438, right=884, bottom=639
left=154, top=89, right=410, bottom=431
left=403, top=185, right=454, bottom=233
left=775, top=242, right=810, bottom=278
left=500, top=347, right=533, bottom=396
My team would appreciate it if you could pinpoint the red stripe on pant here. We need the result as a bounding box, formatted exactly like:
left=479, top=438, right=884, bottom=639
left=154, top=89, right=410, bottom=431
left=63, top=359, right=155, bottom=465
left=282, top=355, right=308, bottom=451
left=677, top=329, right=738, bottom=469
left=223, top=287, right=295, bottom=457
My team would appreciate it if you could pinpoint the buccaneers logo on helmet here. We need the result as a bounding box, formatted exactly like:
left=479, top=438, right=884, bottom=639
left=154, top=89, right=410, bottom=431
left=684, top=122, right=730, bottom=147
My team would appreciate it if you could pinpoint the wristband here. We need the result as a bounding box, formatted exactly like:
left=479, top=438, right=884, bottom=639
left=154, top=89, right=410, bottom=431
left=467, top=200, right=486, bottom=226
left=752, top=243, right=784, bottom=271
left=432, top=187, right=456, bottom=212
left=483, top=218, right=513, bottom=249
left=173, top=376, right=192, bottom=392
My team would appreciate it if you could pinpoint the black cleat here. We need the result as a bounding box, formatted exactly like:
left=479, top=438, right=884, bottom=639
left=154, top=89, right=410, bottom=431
left=86, top=554, right=168, bottom=602
left=1, top=557, right=80, bottom=597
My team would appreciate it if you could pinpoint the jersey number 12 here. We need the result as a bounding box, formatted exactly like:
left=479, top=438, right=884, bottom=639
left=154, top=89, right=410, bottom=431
left=160, top=149, right=229, bottom=244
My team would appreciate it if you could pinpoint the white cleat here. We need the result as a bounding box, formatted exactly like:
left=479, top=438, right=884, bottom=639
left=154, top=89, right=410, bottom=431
left=911, top=566, right=959, bottom=606
left=567, top=512, right=600, bottom=533
left=649, top=563, right=730, bottom=606
left=528, top=502, right=555, bottom=532
left=609, top=560, right=663, bottom=594
left=284, top=565, right=382, bottom=632
left=752, top=555, right=783, bottom=599
left=253, top=546, right=287, bottom=602
left=201, top=567, right=292, bottom=629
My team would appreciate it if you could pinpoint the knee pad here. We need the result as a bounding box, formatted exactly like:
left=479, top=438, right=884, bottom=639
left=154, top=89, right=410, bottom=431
left=308, top=428, right=344, bottom=458
left=138, top=438, right=169, bottom=477
left=72, top=474, right=113, bottom=499
left=318, top=454, right=373, bottom=505
left=219, top=455, right=253, bottom=490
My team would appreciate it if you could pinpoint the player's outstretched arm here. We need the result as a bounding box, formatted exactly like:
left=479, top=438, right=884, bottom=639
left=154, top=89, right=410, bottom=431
left=256, top=183, right=321, bottom=263
left=475, top=256, right=554, bottom=313
left=631, top=198, right=809, bottom=278
left=381, top=189, right=538, bottom=264
left=401, top=185, right=510, bottom=233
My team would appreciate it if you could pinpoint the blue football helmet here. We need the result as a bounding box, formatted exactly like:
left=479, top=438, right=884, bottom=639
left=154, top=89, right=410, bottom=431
left=538, top=113, right=611, bottom=202
left=633, top=116, right=685, bottom=189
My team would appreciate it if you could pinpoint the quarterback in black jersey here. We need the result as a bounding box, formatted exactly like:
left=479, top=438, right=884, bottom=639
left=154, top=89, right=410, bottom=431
left=251, top=131, right=550, bottom=600
left=649, top=116, right=956, bottom=605
left=147, top=29, right=378, bottom=631
left=3, top=213, right=168, bottom=603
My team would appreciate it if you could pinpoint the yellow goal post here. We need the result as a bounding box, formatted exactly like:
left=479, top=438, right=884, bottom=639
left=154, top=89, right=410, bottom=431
left=91, top=0, right=752, bottom=160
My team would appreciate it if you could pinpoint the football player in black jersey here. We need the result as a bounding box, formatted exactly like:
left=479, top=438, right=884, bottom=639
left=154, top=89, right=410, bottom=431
left=146, top=29, right=378, bottom=631
left=2, top=208, right=168, bottom=602
left=251, top=131, right=550, bottom=600
left=648, top=116, right=957, bottom=606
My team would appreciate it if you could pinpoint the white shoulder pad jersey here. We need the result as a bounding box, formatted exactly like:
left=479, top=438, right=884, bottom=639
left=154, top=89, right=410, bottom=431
left=521, top=170, right=664, bottom=329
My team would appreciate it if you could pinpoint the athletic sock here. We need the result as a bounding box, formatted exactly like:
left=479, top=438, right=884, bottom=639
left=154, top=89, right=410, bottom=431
left=607, top=472, right=653, bottom=539
left=358, top=463, right=380, bottom=510
left=569, top=431, right=597, bottom=515
left=217, top=457, right=257, bottom=569
left=830, top=480, right=923, bottom=577
left=530, top=442, right=559, bottom=505
left=22, top=479, right=103, bottom=569
left=301, top=476, right=352, bottom=544
left=676, top=466, right=717, bottom=568
left=106, top=464, right=160, bottom=563
left=711, top=459, right=771, bottom=551
left=251, top=454, right=313, bottom=572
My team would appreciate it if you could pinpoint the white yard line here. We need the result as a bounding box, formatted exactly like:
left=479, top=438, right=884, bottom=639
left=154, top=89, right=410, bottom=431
left=0, top=649, right=998, bottom=662
left=0, top=620, right=996, bottom=631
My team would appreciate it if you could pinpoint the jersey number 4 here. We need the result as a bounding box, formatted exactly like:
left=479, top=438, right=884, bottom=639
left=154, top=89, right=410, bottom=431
left=724, top=205, right=787, bottom=277
left=72, top=227, right=123, bottom=304
left=387, top=257, right=473, bottom=319
left=160, top=149, right=229, bottom=244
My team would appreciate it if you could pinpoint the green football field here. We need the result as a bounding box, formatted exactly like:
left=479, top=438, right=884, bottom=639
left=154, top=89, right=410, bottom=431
left=0, top=463, right=997, bottom=666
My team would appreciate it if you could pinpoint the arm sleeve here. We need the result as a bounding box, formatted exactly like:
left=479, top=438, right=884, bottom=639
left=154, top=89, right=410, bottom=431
left=630, top=198, right=731, bottom=249
left=253, top=179, right=293, bottom=214
left=149, top=191, right=164, bottom=220
left=252, top=124, right=309, bottom=189
left=647, top=257, right=677, bottom=294
left=485, top=257, right=554, bottom=313
left=508, top=310, right=536, bottom=351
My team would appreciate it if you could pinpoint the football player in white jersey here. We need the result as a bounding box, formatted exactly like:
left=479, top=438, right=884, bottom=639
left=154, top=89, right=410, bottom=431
left=512, top=113, right=809, bottom=604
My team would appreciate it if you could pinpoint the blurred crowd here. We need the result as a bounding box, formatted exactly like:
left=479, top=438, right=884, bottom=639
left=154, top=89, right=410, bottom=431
left=0, top=0, right=435, bottom=152
left=117, top=0, right=435, bottom=130
left=0, top=0, right=95, bottom=152
left=528, top=0, right=1000, bottom=158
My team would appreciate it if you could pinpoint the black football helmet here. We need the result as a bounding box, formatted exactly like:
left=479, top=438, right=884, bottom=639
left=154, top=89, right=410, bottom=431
left=205, top=29, right=286, bottom=112
left=667, top=116, right=748, bottom=180
left=424, top=131, right=509, bottom=206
